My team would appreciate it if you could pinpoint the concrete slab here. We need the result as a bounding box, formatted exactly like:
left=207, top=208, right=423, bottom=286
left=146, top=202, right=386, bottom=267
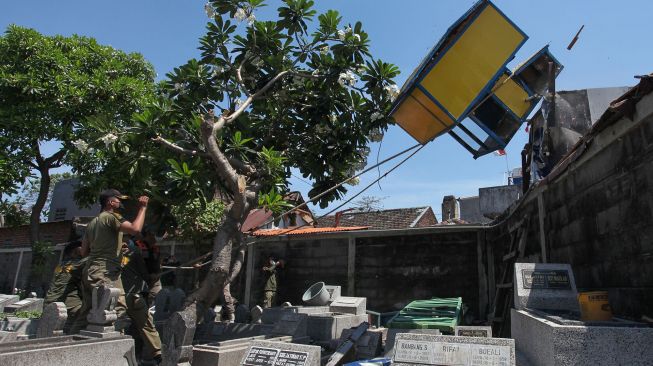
left=0, top=294, right=19, bottom=312
left=307, top=313, right=367, bottom=342
left=0, top=334, right=136, bottom=366
left=3, top=298, right=44, bottom=314
left=329, top=297, right=366, bottom=316
left=511, top=308, right=653, bottom=366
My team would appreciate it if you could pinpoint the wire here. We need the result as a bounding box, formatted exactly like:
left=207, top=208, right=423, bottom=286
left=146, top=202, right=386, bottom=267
left=254, top=142, right=422, bottom=231
left=268, top=143, right=426, bottom=236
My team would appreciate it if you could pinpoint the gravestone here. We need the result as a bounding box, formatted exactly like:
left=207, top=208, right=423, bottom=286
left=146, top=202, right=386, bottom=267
left=384, top=329, right=441, bottom=356
left=270, top=313, right=308, bottom=337
left=329, top=297, right=366, bottom=316
left=36, top=302, right=67, bottom=338
left=307, top=313, right=368, bottom=342
left=4, top=297, right=44, bottom=313
left=392, top=333, right=515, bottom=366
left=514, top=263, right=579, bottom=312
left=339, top=328, right=383, bottom=359
left=324, top=285, right=341, bottom=303
left=454, top=326, right=492, bottom=338
left=154, top=288, right=186, bottom=321
left=0, top=294, right=19, bottom=312
left=80, top=286, right=121, bottom=339
left=161, top=309, right=196, bottom=366
left=240, top=340, right=321, bottom=366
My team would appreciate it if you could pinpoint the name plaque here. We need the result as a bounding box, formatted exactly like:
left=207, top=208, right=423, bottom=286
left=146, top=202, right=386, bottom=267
left=242, top=347, right=309, bottom=366
left=394, top=339, right=510, bottom=366
left=457, top=329, right=489, bottom=338
left=521, top=269, right=571, bottom=290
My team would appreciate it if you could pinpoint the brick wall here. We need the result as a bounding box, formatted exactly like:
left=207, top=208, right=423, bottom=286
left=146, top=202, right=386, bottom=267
left=415, top=207, right=438, bottom=226
left=0, top=220, right=75, bottom=247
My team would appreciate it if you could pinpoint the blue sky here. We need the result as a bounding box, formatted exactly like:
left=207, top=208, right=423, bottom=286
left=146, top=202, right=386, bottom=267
left=3, top=0, right=652, bottom=219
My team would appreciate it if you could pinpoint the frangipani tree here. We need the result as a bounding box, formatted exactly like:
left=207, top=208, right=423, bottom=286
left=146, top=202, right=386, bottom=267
left=78, top=0, right=400, bottom=322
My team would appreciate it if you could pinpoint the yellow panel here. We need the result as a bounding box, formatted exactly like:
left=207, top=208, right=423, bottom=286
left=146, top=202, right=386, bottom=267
left=493, top=74, right=531, bottom=118
left=392, top=89, right=454, bottom=144
left=419, top=5, right=526, bottom=120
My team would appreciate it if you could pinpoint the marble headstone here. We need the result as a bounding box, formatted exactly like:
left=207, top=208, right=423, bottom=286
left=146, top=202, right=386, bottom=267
left=154, top=288, right=186, bottom=321
left=240, top=340, right=321, bottom=366
left=392, top=333, right=515, bottom=366
left=36, top=302, right=67, bottom=338
left=161, top=308, right=196, bottom=366
left=514, top=263, right=580, bottom=312
left=80, top=285, right=121, bottom=339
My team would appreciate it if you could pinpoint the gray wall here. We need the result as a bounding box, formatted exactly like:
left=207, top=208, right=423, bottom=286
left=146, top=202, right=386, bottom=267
left=48, top=178, right=100, bottom=221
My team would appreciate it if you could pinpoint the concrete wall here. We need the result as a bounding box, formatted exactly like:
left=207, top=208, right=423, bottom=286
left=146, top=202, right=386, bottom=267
left=479, top=185, right=521, bottom=219
left=47, top=178, right=100, bottom=222
left=246, top=227, right=488, bottom=320
left=488, top=90, right=653, bottom=321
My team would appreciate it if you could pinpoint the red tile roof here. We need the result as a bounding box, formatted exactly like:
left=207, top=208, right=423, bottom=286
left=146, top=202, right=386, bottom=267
left=316, top=207, right=437, bottom=230
left=252, top=226, right=368, bottom=237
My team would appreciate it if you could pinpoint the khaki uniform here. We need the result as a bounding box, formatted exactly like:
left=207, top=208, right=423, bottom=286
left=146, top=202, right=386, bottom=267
left=44, top=257, right=87, bottom=333
left=262, top=265, right=278, bottom=308
left=122, top=248, right=162, bottom=360
left=70, top=211, right=127, bottom=333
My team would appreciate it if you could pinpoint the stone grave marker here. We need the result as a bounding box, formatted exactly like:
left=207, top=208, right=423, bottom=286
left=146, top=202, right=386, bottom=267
left=514, top=263, right=579, bottom=312
left=154, top=288, right=186, bottom=321
left=329, top=296, right=366, bottom=315
left=161, top=308, right=196, bottom=366
left=324, top=285, right=341, bottom=303
left=385, top=329, right=441, bottom=356
left=80, top=285, right=121, bottom=338
left=392, top=333, right=515, bottom=366
left=3, top=297, right=44, bottom=313
left=0, top=294, right=19, bottom=312
left=454, top=326, right=492, bottom=338
left=240, top=340, right=321, bottom=366
left=270, top=313, right=307, bottom=338
left=36, top=302, right=67, bottom=338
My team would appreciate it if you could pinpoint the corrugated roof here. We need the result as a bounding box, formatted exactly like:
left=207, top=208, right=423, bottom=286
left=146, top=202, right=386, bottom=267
left=317, top=207, right=435, bottom=230
left=252, top=226, right=368, bottom=237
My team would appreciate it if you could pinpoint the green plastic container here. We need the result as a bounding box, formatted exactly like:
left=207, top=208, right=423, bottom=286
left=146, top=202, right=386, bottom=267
left=386, top=297, right=462, bottom=333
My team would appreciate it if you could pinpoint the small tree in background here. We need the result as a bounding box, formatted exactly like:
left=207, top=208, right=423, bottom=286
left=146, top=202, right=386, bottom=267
left=0, top=25, right=156, bottom=293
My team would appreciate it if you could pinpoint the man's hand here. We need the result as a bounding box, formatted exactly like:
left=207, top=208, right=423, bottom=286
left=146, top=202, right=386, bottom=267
left=137, top=196, right=149, bottom=208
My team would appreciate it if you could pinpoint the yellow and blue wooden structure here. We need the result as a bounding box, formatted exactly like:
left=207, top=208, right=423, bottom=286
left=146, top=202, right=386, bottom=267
left=390, top=0, right=562, bottom=158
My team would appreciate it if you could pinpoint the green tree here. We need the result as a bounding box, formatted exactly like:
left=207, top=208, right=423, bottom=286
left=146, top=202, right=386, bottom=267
left=80, top=0, right=400, bottom=326
left=0, top=25, right=156, bottom=293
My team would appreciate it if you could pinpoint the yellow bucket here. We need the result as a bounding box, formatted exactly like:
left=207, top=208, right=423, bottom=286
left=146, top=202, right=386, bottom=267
left=578, top=291, right=612, bottom=321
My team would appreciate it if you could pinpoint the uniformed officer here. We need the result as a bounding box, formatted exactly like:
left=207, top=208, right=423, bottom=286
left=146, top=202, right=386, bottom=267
left=134, top=229, right=162, bottom=305
left=262, top=256, right=283, bottom=308
left=70, top=189, right=148, bottom=334
left=121, top=235, right=162, bottom=363
left=44, top=240, right=87, bottom=334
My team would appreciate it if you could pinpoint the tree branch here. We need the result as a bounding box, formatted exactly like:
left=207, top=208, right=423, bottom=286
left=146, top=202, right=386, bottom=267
left=200, top=114, right=240, bottom=195
left=225, top=70, right=290, bottom=123
left=152, top=136, right=201, bottom=156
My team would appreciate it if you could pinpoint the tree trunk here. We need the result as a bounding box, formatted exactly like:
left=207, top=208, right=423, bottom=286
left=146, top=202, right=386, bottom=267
left=27, top=165, right=51, bottom=295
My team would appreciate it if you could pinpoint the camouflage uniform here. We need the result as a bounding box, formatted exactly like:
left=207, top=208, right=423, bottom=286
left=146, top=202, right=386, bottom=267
left=44, top=257, right=87, bottom=334
left=122, top=246, right=162, bottom=360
